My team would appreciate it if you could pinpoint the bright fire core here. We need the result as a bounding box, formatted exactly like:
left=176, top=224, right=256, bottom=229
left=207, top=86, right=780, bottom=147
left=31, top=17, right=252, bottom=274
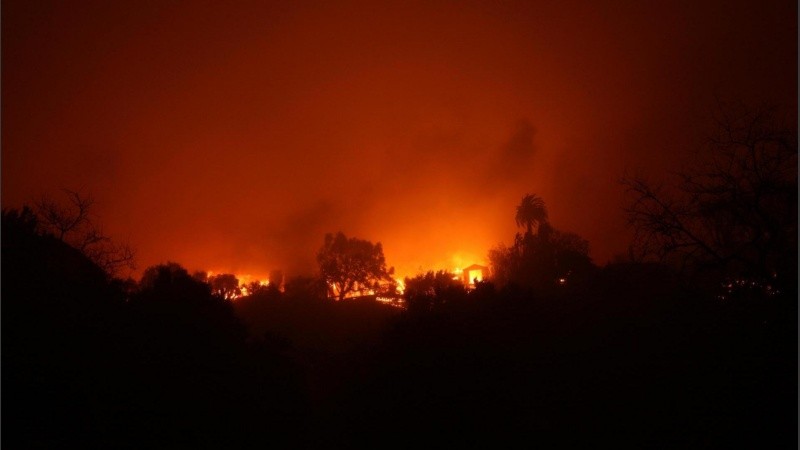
left=468, top=269, right=483, bottom=283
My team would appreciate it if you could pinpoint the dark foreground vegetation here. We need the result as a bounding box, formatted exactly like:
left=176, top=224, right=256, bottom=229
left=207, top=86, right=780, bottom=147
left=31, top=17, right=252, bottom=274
left=3, top=206, right=796, bottom=448
left=3, top=106, right=796, bottom=448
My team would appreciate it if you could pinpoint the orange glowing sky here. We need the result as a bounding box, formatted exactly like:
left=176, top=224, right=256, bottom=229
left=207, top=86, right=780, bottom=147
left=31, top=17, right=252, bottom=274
left=3, top=0, right=796, bottom=281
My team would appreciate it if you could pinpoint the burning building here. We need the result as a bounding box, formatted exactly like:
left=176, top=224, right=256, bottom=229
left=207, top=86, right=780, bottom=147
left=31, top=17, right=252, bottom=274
left=461, top=264, right=490, bottom=286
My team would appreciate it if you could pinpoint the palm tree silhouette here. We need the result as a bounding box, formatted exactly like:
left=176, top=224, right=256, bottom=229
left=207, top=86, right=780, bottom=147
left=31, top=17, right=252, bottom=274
left=515, top=194, right=548, bottom=236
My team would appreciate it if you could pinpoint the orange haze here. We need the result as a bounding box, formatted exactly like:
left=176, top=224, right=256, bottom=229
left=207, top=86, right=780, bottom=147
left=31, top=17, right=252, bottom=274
left=3, top=0, right=796, bottom=281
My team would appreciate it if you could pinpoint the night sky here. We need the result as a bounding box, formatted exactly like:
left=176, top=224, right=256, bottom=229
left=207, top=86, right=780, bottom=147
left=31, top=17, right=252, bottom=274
left=3, top=0, right=796, bottom=280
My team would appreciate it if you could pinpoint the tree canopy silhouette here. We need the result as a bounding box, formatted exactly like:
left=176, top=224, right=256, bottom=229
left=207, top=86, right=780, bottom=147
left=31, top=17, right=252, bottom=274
left=491, top=194, right=593, bottom=291
left=403, top=270, right=467, bottom=313
left=317, top=232, right=394, bottom=301
left=134, top=262, right=247, bottom=346
left=209, top=273, right=242, bottom=300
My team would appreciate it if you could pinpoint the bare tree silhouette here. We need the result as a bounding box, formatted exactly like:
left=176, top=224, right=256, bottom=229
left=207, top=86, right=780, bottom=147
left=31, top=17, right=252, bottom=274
left=34, top=189, right=135, bottom=276
left=623, top=103, right=797, bottom=297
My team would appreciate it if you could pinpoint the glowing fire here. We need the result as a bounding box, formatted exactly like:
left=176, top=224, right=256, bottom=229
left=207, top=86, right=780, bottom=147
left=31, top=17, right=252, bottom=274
left=239, top=279, right=271, bottom=297
left=468, top=269, right=483, bottom=283
left=376, top=296, right=406, bottom=308
left=395, top=278, right=405, bottom=294
left=204, top=270, right=271, bottom=299
left=203, top=252, right=485, bottom=301
left=327, top=277, right=405, bottom=301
